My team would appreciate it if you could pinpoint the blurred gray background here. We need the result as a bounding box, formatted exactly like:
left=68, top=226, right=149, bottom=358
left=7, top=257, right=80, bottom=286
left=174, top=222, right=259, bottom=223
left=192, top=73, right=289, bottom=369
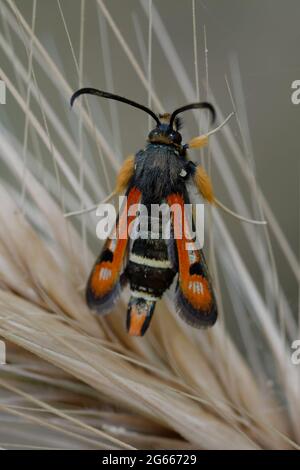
left=1, top=0, right=299, bottom=317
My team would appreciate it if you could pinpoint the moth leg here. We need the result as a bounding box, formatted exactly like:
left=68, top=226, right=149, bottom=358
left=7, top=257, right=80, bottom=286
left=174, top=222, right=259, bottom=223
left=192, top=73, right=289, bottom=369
left=115, top=154, right=135, bottom=193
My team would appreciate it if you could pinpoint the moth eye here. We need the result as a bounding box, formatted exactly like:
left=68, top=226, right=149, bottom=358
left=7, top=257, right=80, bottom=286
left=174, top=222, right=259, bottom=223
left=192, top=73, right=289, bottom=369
left=179, top=169, right=187, bottom=177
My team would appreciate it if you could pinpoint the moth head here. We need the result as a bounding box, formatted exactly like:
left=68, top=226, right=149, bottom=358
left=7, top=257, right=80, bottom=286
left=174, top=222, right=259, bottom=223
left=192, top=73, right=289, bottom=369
left=147, top=102, right=215, bottom=148
left=147, top=113, right=182, bottom=146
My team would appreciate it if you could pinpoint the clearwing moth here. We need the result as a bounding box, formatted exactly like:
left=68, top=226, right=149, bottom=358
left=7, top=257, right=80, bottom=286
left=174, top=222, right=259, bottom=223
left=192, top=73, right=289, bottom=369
left=71, top=88, right=218, bottom=336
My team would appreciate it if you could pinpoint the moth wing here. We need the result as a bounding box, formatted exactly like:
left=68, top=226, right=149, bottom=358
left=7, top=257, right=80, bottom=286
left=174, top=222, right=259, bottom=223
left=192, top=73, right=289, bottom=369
left=167, top=192, right=217, bottom=328
left=86, top=186, right=141, bottom=314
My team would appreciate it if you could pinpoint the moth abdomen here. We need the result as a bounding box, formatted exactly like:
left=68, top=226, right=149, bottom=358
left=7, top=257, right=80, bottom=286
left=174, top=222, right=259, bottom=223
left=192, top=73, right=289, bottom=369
left=125, top=239, right=177, bottom=299
left=124, top=213, right=177, bottom=335
left=127, top=296, right=156, bottom=336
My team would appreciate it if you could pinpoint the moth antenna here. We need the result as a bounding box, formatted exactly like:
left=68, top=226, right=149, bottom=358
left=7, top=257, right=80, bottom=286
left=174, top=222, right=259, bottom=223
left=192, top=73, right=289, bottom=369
left=214, top=198, right=267, bottom=225
left=70, top=88, right=161, bottom=126
left=170, top=101, right=215, bottom=129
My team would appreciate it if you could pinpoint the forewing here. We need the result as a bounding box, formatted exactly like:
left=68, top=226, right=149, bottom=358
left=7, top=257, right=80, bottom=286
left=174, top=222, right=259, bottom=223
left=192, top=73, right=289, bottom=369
left=86, top=186, right=141, bottom=313
left=167, top=192, right=217, bottom=327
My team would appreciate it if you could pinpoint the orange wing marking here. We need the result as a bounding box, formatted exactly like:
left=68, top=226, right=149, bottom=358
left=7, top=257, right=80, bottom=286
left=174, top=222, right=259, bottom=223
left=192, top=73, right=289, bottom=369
left=90, top=187, right=141, bottom=298
left=167, top=193, right=212, bottom=312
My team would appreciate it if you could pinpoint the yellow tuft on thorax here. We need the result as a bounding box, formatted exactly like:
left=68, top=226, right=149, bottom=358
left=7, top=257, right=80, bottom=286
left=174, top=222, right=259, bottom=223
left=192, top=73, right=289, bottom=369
left=194, top=165, right=214, bottom=203
left=115, top=155, right=135, bottom=193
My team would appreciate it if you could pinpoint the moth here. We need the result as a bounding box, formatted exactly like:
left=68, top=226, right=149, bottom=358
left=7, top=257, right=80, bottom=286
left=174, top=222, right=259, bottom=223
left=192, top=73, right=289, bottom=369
left=71, top=88, right=218, bottom=336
